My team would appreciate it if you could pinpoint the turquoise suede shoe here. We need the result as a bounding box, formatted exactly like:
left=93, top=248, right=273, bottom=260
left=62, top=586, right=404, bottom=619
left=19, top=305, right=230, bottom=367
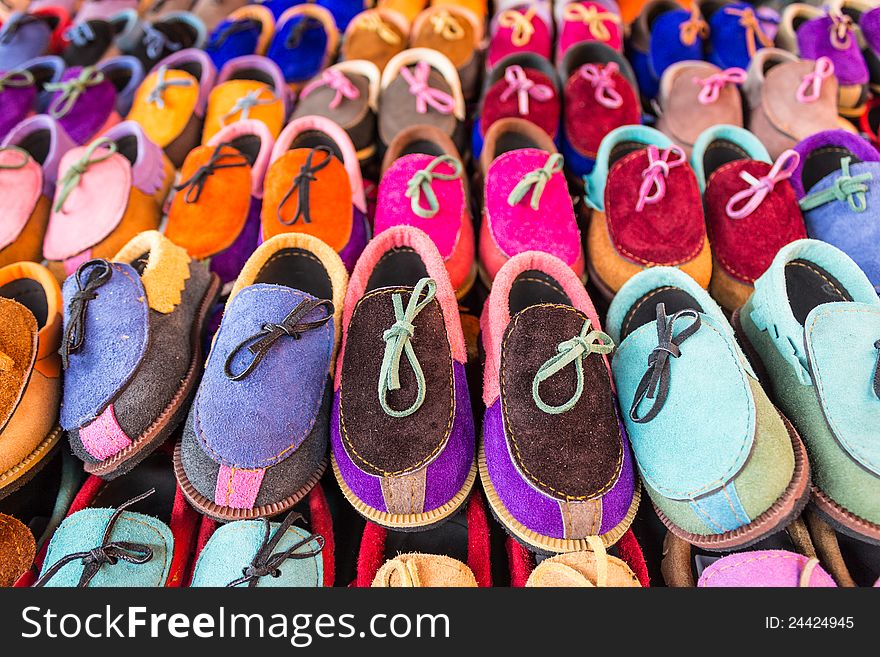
left=606, top=266, right=810, bottom=550
left=735, top=238, right=880, bottom=546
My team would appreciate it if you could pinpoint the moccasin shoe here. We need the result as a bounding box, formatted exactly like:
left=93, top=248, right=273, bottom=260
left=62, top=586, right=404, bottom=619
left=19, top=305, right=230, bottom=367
left=486, top=1, right=553, bottom=70
left=340, top=8, right=409, bottom=72
left=555, top=0, right=623, bottom=61
left=0, top=12, right=61, bottom=69
left=266, top=4, right=340, bottom=87
left=204, top=4, right=275, bottom=71
left=410, top=4, right=483, bottom=99
left=698, top=550, right=836, bottom=587
left=696, top=0, right=773, bottom=70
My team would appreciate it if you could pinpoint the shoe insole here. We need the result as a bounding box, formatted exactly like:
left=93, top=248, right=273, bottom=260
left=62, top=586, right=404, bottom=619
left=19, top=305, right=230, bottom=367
left=784, top=259, right=852, bottom=326
left=254, top=247, right=334, bottom=300
left=507, top=269, right=570, bottom=316
left=619, top=286, right=704, bottom=341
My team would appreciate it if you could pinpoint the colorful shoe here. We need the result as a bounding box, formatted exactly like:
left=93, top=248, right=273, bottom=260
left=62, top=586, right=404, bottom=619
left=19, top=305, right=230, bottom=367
left=486, top=1, right=552, bottom=70
left=697, top=0, right=773, bottom=70
left=607, top=266, right=811, bottom=550
left=175, top=232, right=346, bottom=521
left=481, top=250, right=637, bottom=552
left=340, top=8, right=409, bottom=72
left=584, top=125, right=712, bottom=298
left=0, top=12, right=60, bottom=69
left=0, top=514, right=35, bottom=586
left=378, top=48, right=466, bottom=151
left=165, top=119, right=273, bottom=289
left=698, top=550, right=835, bottom=587
left=555, top=0, right=623, bottom=61
left=0, top=262, right=63, bottom=499
left=60, top=231, right=219, bottom=478
left=204, top=4, right=275, bottom=71
left=293, top=59, right=380, bottom=166
left=691, top=125, right=806, bottom=311
left=377, top=0, right=427, bottom=24
left=119, top=11, right=207, bottom=72
left=410, top=5, right=483, bottom=99
left=479, top=131, right=583, bottom=286
left=262, top=115, right=369, bottom=272
left=127, top=48, right=217, bottom=168
left=655, top=61, right=745, bottom=157
left=559, top=41, right=641, bottom=176
left=472, top=53, right=561, bottom=159
left=266, top=4, right=340, bottom=87
left=743, top=49, right=843, bottom=160
left=19, top=55, right=66, bottom=114
left=59, top=11, right=139, bottom=67
left=373, top=554, right=477, bottom=586
left=42, top=65, right=123, bottom=145
left=853, top=2, right=880, bottom=95
left=778, top=4, right=868, bottom=118
left=0, top=67, right=39, bottom=142
left=526, top=538, right=642, bottom=586
left=376, top=124, right=475, bottom=297
left=791, top=130, right=880, bottom=291
left=626, top=0, right=708, bottom=100
left=330, top=225, right=475, bottom=531
left=202, top=54, right=289, bottom=144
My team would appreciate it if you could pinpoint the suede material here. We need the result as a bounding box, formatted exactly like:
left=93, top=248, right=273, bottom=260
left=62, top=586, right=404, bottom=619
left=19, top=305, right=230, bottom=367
left=61, top=20, right=117, bottom=67
left=0, top=514, right=35, bottom=586
left=0, top=299, right=37, bottom=431
left=705, top=159, right=806, bottom=283
left=339, top=288, right=453, bottom=477
left=190, top=520, right=323, bottom=587
left=125, top=17, right=205, bottom=72
left=557, top=1, right=624, bottom=56
left=0, top=82, right=36, bottom=142
left=641, top=7, right=704, bottom=96
left=0, top=369, right=60, bottom=475
left=2, top=114, right=77, bottom=198
left=564, top=63, right=639, bottom=158
left=99, top=56, right=144, bottom=116
left=379, top=67, right=459, bottom=147
left=604, top=149, right=706, bottom=266
left=193, top=285, right=333, bottom=469
left=39, top=508, right=173, bottom=587
left=796, top=14, right=868, bottom=86
left=203, top=80, right=286, bottom=144
left=487, top=6, right=553, bottom=69
left=0, top=13, right=53, bottom=69
left=698, top=550, right=836, bottom=587
left=341, top=11, right=407, bottom=71
left=0, top=196, right=51, bottom=267
left=0, top=150, right=42, bottom=252
left=127, top=68, right=200, bottom=149
left=261, top=149, right=354, bottom=253
left=165, top=144, right=253, bottom=260
left=293, top=71, right=372, bottom=133
left=526, top=551, right=641, bottom=587
left=481, top=67, right=560, bottom=139
left=485, top=148, right=580, bottom=266
left=373, top=553, right=478, bottom=587
left=267, top=12, right=331, bottom=84
left=52, top=67, right=117, bottom=145
left=208, top=198, right=262, bottom=286
left=500, top=304, right=622, bottom=500
left=706, top=1, right=768, bottom=70
left=410, top=8, right=478, bottom=69
left=205, top=18, right=262, bottom=71
left=59, top=262, right=149, bottom=430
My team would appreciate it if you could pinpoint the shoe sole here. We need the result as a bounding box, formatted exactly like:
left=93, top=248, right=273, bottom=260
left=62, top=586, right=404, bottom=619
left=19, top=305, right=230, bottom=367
left=83, top=273, right=222, bottom=479
left=478, top=439, right=641, bottom=554
left=331, top=453, right=477, bottom=531
left=0, top=425, right=63, bottom=500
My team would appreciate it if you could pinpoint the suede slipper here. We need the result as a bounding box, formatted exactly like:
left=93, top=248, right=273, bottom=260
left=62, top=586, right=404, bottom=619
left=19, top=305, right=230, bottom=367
left=852, top=1, right=880, bottom=94
left=377, top=0, right=427, bottom=24
left=360, top=491, right=491, bottom=587
left=266, top=4, right=340, bottom=87
left=378, top=47, right=467, bottom=151
left=555, top=0, right=623, bottom=61
left=410, top=5, right=483, bottom=100
left=340, top=8, right=409, bottom=72
left=697, top=0, right=773, bottom=70
left=479, top=140, right=584, bottom=287
left=204, top=4, right=275, bottom=71
left=626, top=0, right=708, bottom=101
left=481, top=250, right=637, bottom=553
left=742, top=48, right=845, bottom=160
left=376, top=124, right=475, bottom=298
left=119, top=11, right=207, bottom=72
left=790, top=130, right=880, bottom=292
left=60, top=231, right=220, bottom=478
left=59, top=12, right=139, bottom=67
left=691, top=124, right=806, bottom=311
left=584, top=125, right=712, bottom=299
left=0, top=64, right=40, bottom=141
left=16, top=55, right=66, bottom=115
left=698, top=549, right=836, bottom=587
left=42, top=127, right=172, bottom=281
left=190, top=0, right=250, bottom=33
left=127, top=48, right=217, bottom=168
left=202, top=54, right=289, bottom=144
left=777, top=4, right=868, bottom=117
left=22, top=449, right=200, bottom=587
left=607, top=266, right=811, bottom=551
left=0, top=11, right=60, bottom=69
left=486, top=1, right=553, bottom=70
left=559, top=41, right=641, bottom=176
left=472, top=52, right=561, bottom=159
left=293, top=59, right=380, bottom=166
left=98, top=55, right=145, bottom=116
left=43, top=65, right=123, bottom=145
left=0, top=513, right=35, bottom=586
left=166, top=119, right=273, bottom=290
left=526, top=536, right=641, bottom=587
left=330, top=225, right=476, bottom=531
left=0, top=262, right=63, bottom=499
left=175, top=232, right=346, bottom=521
left=0, top=116, right=76, bottom=267
left=475, top=115, right=557, bottom=201
left=735, top=239, right=880, bottom=546
left=261, top=115, right=369, bottom=272
left=805, top=509, right=880, bottom=587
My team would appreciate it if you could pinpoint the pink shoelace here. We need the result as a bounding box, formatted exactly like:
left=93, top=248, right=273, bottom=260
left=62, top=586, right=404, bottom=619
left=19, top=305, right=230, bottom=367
left=693, top=67, right=746, bottom=104
left=635, top=145, right=686, bottom=212
left=796, top=56, right=835, bottom=103
left=725, top=149, right=800, bottom=219
left=300, top=68, right=360, bottom=109
left=499, top=64, right=553, bottom=115
left=399, top=61, right=456, bottom=115
left=578, top=62, right=622, bottom=109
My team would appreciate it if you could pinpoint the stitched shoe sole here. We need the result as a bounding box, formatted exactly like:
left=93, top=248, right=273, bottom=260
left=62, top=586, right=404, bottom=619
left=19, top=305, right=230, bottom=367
left=173, top=441, right=328, bottom=522
left=0, top=425, right=63, bottom=500
left=331, top=454, right=477, bottom=530
left=84, top=273, right=222, bottom=479
left=478, top=440, right=641, bottom=554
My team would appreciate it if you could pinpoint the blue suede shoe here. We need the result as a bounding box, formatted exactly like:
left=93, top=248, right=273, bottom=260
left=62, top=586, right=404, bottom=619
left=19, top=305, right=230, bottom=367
left=698, top=0, right=773, bottom=70
left=267, top=4, right=339, bottom=86
left=204, top=5, right=275, bottom=71
left=606, top=266, right=811, bottom=550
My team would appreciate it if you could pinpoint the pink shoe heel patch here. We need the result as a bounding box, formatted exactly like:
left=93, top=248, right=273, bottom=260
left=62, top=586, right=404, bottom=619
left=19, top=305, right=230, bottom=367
left=214, top=464, right=265, bottom=509
left=80, top=403, right=132, bottom=461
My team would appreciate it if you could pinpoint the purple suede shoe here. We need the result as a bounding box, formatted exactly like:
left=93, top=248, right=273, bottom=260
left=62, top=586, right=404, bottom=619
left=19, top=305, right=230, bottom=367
left=0, top=12, right=58, bottom=69
left=20, top=55, right=66, bottom=113
left=480, top=250, right=638, bottom=553
left=44, top=65, right=122, bottom=145
left=698, top=550, right=836, bottom=587
left=175, top=232, right=348, bottom=521
left=331, top=225, right=476, bottom=531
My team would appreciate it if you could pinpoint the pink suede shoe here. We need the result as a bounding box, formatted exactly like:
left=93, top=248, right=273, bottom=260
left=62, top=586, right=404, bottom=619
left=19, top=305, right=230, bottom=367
left=487, top=0, right=553, bottom=70
left=478, top=119, right=584, bottom=287
left=555, top=0, right=623, bottom=61
left=376, top=124, right=476, bottom=298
